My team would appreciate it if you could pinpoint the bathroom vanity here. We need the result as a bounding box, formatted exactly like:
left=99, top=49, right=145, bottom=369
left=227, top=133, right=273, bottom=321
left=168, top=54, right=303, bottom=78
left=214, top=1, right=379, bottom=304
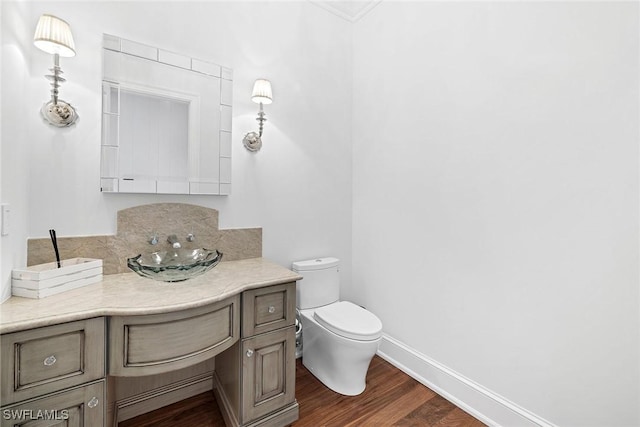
left=0, top=257, right=300, bottom=427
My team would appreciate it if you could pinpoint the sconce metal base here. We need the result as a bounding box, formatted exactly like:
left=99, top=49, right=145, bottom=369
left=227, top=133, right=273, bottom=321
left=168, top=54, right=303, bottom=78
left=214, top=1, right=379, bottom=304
left=243, top=131, right=262, bottom=152
left=41, top=99, right=78, bottom=127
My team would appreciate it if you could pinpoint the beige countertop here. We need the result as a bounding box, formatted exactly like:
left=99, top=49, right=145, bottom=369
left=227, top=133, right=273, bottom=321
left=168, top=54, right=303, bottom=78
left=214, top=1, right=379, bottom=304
left=0, top=257, right=301, bottom=334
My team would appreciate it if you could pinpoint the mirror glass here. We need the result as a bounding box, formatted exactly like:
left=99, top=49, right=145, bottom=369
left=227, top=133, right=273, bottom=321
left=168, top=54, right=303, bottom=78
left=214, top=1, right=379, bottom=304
left=100, top=34, right=232, bottom=195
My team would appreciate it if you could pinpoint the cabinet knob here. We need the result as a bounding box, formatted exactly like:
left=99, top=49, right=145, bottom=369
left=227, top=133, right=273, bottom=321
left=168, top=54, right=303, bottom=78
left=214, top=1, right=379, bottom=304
left=87, top=397, right=99, bottom=408
left=43, top=355, right=57, bottom=366
left=246, top=349, right=254, bottom=358
left=268, top=306, right=276, bottom=314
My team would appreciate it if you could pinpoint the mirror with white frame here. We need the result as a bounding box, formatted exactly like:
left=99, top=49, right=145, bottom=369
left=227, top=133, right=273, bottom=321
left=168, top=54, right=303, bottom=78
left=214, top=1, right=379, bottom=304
left=100, top=34, right=232, bottom=195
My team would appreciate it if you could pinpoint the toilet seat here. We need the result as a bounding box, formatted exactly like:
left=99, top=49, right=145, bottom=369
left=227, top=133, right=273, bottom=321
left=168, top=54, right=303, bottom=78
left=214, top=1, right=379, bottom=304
left=314, top=301, right=382, bottom=341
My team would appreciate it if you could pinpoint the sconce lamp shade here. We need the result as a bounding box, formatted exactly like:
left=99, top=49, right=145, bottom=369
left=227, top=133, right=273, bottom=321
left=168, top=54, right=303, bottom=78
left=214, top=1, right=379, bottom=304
left=251, top=79, right=273, bottom=105
left=33, top=14, right=76, bottom=57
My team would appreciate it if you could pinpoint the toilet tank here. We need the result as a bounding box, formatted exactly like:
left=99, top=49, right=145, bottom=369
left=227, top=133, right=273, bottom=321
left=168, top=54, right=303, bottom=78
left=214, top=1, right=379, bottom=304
left=292, top=257, right=340, bottom=309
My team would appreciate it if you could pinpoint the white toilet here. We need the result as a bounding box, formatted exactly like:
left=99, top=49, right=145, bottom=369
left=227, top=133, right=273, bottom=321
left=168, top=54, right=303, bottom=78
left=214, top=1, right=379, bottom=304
left=292, top=257, right=382, bottom=396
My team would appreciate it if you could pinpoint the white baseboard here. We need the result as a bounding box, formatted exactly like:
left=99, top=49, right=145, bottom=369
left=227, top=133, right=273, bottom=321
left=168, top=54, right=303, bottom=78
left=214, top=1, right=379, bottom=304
left=377, top=334, right=557, bottom=427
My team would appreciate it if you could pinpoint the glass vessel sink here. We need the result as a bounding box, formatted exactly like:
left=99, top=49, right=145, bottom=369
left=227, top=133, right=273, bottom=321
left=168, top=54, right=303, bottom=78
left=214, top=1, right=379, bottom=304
left=127, top=248, right=223, bottom=282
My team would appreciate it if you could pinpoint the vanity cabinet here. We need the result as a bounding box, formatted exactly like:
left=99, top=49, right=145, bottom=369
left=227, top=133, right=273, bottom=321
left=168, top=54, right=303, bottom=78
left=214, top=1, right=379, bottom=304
left=0, top=318, right=106, bottom=426
left=1, top=259, right=300, bottom=427
left=214, top=282, right=298, bottom=427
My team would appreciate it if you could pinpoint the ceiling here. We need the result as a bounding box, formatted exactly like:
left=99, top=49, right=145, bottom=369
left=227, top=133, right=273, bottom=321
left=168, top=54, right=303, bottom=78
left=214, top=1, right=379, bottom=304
left=309, top=0, right=382, bottom=22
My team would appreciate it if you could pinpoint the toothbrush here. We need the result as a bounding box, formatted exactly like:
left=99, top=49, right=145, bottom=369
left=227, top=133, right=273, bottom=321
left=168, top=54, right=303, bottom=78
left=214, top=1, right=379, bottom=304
left=49, top=229, right=61, bottom=268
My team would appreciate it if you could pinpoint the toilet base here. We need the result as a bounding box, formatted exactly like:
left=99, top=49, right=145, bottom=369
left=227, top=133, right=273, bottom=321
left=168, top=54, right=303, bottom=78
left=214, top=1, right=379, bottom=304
left=300, top=308, right=380, bottom=396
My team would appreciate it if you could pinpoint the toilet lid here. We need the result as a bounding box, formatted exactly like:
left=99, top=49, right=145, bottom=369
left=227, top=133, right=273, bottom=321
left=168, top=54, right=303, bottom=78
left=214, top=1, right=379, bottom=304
left=314, top=301, right=382, bottom=341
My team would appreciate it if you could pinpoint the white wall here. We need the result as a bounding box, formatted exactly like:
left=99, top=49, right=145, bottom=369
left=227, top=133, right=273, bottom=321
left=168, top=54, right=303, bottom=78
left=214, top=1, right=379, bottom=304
left=1, top=1, right=32, bottom=303
left=351, top=2, right=639, bottom=426
left=0, top=1, right=353, bottom=298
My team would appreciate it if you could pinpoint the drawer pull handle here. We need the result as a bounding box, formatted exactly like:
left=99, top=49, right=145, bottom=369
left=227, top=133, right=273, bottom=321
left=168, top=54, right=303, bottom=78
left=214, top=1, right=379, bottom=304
left=268, top=306, right=276, bottom=314
left=87, top=397, right=99, bottom=408
left=43, top=355, right=57, bottom=366
left=246, top=349, right=254, bottom=358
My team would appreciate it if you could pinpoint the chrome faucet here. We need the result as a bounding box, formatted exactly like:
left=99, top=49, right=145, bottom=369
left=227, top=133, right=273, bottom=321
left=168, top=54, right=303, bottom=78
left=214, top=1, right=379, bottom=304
left=148, top=233, right=159, bottom=245
left=167, top=234, right=181, bottom=249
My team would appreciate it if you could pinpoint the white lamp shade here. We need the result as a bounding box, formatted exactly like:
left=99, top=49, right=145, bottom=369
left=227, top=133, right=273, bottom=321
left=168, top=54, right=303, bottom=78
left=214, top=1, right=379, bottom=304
left=33, top=14, right=76, bottom=57
left=251, top=79, right=273, bottom=104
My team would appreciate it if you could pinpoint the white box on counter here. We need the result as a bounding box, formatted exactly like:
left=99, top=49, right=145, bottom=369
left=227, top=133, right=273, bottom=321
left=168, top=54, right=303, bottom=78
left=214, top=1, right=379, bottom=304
left=12, top=258, right=103, bottom=299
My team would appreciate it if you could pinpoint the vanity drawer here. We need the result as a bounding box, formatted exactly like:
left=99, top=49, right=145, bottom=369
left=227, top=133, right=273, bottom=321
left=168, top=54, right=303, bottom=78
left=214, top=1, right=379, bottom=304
left=242, top=282, right=296, bottom=337
left=0, top=317, right=105, bottom=406
left=109, top=295, right=239, bottom=376
left=0, top=380, right=105, bottom=427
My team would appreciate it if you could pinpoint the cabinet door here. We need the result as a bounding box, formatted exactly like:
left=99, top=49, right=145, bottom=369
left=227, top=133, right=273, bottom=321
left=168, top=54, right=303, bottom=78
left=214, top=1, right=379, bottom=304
left=0, top=380, right=104, bottom=427
left=241, top=327, right=295, bottom=424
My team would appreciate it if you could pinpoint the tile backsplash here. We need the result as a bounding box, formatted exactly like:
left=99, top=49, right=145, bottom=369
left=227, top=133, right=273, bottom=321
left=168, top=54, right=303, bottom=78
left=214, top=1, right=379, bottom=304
left=27, top=203, right=261, bottom=275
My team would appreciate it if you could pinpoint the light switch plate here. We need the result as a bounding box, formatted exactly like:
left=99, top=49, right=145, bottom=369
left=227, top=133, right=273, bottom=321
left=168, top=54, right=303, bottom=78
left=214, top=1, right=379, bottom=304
left=1, top=203, right=10, bottom=236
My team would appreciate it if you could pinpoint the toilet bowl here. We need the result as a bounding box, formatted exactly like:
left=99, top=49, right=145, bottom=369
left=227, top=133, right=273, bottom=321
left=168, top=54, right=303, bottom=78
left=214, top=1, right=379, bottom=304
left=299, top=301, right=382, bottom=395
left=292, top=258, right=383, bottom=396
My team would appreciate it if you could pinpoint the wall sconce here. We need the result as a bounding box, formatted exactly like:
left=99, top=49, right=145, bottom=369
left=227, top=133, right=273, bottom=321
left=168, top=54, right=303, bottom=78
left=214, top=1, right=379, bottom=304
left=243, top=79, right=273, bottom=152
left=33, top=14, right=78, bottom=127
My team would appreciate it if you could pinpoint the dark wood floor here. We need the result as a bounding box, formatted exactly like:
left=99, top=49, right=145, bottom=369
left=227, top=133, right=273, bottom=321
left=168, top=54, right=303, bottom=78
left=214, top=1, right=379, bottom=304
left=120, top=356, right=485, bottom=427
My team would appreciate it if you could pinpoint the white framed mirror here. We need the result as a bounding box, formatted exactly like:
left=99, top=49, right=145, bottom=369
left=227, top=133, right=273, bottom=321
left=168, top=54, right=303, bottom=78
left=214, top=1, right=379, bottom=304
left=100, top=34, right=232, bottom=195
